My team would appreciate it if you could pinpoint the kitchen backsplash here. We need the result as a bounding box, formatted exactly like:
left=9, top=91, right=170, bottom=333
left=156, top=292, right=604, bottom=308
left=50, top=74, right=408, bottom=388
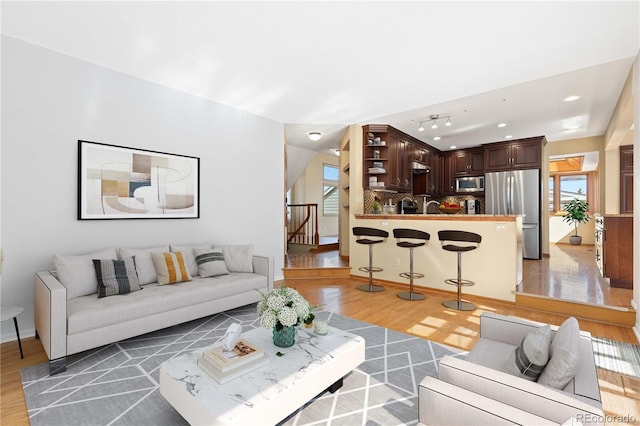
left=364, top=190, right=484, bottom=215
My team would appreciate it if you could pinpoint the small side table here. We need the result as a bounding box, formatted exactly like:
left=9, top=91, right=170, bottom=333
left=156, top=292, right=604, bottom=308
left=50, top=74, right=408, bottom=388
left=1, top=306, right=24, bottom=358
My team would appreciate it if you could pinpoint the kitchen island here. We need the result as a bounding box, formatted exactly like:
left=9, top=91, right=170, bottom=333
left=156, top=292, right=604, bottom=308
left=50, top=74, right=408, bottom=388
left=351, top=214, right=523, bottom=302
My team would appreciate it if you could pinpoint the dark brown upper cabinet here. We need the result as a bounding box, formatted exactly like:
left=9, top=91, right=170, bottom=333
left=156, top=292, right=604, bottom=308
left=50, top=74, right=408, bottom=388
left=484, top=137, right=544, bottom=172
left=453, top=148, right=484, bottom=176
left=362, top=124, right=439, bottom=194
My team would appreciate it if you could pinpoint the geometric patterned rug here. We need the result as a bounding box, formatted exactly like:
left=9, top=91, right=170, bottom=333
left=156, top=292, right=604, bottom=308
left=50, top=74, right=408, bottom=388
left=20, top=303, right=465, bottom=425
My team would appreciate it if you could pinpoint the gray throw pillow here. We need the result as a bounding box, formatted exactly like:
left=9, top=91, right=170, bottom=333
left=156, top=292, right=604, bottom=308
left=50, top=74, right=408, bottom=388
left=538, top=317, right=580, bottom=389
left=221, top=244, right=254, bottom=272
left=503, top=324, right=551, bottom=381
left=170, top=243, right=211, bottom=277
left=194, top=248, right=229, bottom=277
left=119, top=245, right=169, bottom=285
left=93, top=257, right=142, bottom=298
left=55, top=248, right=119, bottom=299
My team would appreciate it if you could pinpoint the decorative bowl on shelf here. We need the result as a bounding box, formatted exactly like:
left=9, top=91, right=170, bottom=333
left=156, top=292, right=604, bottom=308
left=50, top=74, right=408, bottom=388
left=439, top=205, right=462, bottom=214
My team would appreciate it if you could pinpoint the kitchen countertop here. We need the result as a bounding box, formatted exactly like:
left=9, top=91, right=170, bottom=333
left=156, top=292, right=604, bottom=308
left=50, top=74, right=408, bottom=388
left=356, top=214, right=520, bottom=222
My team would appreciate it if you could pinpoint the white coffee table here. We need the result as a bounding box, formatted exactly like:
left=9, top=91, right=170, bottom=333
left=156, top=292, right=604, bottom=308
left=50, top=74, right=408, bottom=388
left=160, top=325, right=365, bottom=425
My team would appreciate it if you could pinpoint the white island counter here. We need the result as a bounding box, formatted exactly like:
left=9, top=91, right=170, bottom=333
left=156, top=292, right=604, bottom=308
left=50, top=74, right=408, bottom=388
left=351, top=214, right=523, bottom=302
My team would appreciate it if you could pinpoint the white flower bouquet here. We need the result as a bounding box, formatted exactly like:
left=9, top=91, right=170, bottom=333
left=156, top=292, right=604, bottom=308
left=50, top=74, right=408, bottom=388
left=257, top=284, right=311, bottom=331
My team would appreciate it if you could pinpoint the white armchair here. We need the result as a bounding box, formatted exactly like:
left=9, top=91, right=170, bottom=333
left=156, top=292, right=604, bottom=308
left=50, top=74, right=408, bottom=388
left=418, top=312, right=604, bottom=425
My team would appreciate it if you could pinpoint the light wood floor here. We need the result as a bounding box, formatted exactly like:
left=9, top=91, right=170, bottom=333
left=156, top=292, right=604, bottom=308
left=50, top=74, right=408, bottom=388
left=521, top=244, right=633, bottom=309
left=2, top=277, right=639, bottom=424
left=286, top=243, right=634, bottom=308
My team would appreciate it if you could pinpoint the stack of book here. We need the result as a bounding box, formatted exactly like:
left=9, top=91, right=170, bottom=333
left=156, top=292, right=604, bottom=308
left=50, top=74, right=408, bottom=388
left=197, top=339, right=269, bottom=384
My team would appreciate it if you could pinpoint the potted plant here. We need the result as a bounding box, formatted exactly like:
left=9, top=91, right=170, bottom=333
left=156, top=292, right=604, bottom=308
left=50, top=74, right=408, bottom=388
left=303, top=312, right=315, bottom=328
left=562, top=198, right=590, bottom=245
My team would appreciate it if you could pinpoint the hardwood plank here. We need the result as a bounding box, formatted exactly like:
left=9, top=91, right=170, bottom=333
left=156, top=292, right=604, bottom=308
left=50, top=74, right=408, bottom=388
left=1, top=337, right=49, bottom=426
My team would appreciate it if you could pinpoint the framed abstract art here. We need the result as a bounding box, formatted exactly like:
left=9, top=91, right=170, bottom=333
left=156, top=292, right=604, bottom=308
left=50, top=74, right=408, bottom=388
left=78, top=140, right=200, bottom=219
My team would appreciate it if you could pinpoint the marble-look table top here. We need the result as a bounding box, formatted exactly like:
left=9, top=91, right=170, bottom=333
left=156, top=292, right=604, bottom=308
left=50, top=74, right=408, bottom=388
left=160, top=325, right=365, bottom=425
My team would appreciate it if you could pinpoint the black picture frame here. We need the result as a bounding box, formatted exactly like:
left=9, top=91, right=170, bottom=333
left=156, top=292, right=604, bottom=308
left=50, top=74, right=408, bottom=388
left=78, top=140, right=200, bottom=220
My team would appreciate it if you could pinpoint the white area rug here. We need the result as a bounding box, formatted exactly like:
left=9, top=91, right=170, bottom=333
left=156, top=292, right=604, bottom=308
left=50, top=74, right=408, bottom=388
left=21, top=304, right=465, bottom=425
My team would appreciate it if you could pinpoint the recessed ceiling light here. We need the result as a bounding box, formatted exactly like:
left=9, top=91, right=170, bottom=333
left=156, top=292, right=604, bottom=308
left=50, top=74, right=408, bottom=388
left=433, top=136, right=441, bottom=141
left=563, top=95, right=581, bottom=102
left=497, top=123, right=507, bottom=128
left=505, top=135, right=513, bottom=139
left=308, top=132, right=322, bottom=141
left=449, top=145, right=457, bottom=150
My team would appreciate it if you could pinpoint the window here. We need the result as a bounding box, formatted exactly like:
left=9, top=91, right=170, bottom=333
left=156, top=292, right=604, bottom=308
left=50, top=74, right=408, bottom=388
left=549, top=172, right=592, bottom=213
left=323, top=164, right=339, bottom=216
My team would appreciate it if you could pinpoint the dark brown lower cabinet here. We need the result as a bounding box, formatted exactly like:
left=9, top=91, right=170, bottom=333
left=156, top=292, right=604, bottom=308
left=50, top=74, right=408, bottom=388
left=602, top=215, right=633, bottom=289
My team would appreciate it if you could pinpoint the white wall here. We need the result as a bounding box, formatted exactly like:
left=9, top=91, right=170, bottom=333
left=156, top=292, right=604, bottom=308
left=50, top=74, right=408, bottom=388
left=289, top=152, right=339, bottom=236
left=548, top=216, right=595, bottom=245
left=604, top=146, right=621, bottom=214
left=0, top=37, right=285, bottom=342
left=286, top=144, right=317, bottom=191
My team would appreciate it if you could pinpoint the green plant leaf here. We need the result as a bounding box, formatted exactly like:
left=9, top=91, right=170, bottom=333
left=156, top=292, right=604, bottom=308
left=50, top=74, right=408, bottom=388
left=276, top=351, right=285, bottom=357
left=561, top=198, right=590, bottom=236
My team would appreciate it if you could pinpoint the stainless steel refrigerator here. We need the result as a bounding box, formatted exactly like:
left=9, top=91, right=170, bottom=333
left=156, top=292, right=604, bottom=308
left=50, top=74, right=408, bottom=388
left=485, top=169, right=541, bottom=259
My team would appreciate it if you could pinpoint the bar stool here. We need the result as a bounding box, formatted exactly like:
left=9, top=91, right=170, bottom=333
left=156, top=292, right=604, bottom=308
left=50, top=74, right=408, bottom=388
left=353, top=227, right=388, bottom=292
left=394, top=228, right=430, bottom=301
left=438, top=230, right=482, bottom=311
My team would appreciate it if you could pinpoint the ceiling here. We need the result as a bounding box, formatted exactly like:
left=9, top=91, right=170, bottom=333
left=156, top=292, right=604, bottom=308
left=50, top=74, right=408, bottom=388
left=2, top=1, right=638, bottom=155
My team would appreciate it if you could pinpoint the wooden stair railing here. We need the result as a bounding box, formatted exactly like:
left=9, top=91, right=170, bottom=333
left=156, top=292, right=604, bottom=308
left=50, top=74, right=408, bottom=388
left=287, top=203, right=319, bottom=245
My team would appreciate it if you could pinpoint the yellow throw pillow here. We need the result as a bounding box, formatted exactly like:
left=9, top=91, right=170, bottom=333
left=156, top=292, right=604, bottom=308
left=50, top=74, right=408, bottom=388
left=151, top=252, right=192, bottom=285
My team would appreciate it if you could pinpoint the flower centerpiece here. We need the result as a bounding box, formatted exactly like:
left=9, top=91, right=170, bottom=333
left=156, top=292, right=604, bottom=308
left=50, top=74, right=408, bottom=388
left=257, top=284, right=311, bottom=348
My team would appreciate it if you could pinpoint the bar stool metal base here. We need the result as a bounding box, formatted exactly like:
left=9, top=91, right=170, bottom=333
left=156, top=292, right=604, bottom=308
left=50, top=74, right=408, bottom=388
left=398, top=291, right=425, bottom=301
left=356, top=246, right=385, bottom=292
left=443, top=278, right=476, bottom=311
left=357, top=283, right=385, bottom=292
left=443, top=300, right=476, bottom=311
left=398, top=271, right=425, bottom=301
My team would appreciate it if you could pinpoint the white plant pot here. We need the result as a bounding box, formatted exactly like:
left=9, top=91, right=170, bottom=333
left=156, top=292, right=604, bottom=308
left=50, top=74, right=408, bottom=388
left=569, top=235, right=582, bottom=245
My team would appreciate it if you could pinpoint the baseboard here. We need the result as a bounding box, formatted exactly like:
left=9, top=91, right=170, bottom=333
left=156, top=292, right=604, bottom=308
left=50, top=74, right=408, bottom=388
left=284, top=267, right=351, bottom=279
left=515, top=292, right=636, bottom=327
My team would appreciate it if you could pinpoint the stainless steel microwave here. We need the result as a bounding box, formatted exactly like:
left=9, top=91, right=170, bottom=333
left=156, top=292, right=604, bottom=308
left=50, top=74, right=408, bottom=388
left=455, top=175, right=484, bottom=193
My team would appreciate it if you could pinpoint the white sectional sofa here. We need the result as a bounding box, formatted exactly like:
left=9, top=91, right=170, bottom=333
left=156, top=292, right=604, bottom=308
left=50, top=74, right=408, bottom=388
left=418, top=312, right=604, bottom=425
left=34, top=244, right=273, bottom=374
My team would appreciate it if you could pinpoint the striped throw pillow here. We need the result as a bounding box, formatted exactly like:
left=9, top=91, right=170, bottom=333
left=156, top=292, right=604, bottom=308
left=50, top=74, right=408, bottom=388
left=151, top=251, right=192, bottom=285
left=194, top=248, right=229, bottom=277
left=503, top=325, right=551, bottom=381
left=93, top=257, right=142, bottom=298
